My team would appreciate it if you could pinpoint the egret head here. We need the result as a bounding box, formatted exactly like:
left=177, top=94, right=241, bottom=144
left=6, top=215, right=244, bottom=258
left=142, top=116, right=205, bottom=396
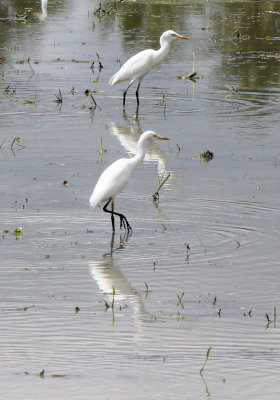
left=137, top=131, right=169, bottom=153
left=160, top=30, right=190, bottom=46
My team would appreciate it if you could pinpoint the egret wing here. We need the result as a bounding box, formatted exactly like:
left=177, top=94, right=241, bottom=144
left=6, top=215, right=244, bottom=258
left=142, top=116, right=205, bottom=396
left=109, top=49, right=155, bottom=85
left=89, top=159, right=133, bottom=207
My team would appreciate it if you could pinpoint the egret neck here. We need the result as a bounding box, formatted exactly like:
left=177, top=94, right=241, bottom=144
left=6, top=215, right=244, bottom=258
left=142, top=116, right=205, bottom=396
left=153, top=40, right=172, bottom=68
left=130, top=134, right=154, bottom=169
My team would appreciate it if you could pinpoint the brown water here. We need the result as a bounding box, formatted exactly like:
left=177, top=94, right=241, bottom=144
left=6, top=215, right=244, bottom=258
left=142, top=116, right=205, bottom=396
left=1, top=0, right=280, bottom=398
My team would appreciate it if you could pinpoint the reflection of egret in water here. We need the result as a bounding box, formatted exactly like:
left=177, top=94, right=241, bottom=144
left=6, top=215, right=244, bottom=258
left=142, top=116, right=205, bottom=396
left=107, top=121, right=171, bottom=180
left=89, top=233, right=149, bottom=320
left=39, top=0, right=48, bottom=21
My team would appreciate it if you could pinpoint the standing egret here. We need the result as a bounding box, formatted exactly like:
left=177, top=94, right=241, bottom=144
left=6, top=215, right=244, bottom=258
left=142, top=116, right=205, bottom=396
left=89, top=131, right=169, bottom=232
left=109, top=30, right=189, bottom=107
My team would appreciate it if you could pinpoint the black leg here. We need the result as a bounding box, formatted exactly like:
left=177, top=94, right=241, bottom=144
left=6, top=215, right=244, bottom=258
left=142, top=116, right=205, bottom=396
left=123, top=81, right=134, bottom=108
left=135, top=81, right=141, bottom=106
left=123, top=91, right=127, bottom=108
left=103, top=199, right=132, bottom=232
left=111, top=201, right=115, bottom=232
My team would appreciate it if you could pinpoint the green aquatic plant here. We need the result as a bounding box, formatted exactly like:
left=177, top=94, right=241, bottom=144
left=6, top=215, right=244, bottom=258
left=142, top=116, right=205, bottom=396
left=111, top=285, right=115, bottom=309
left=21, top=99, right=35, bottom=105
left=27, top=57, right=34, bottom=73
left=152, top=173, right=170, bottom=203
left=200, top=346, right=212, bottom=374
left=10, top=137, right=25, bottom=152
left=177, top=292, right=184, bottom=309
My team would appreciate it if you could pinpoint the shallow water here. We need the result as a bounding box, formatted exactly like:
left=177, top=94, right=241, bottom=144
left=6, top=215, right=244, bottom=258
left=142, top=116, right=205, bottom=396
left=1, top=0, right=280, bottom=398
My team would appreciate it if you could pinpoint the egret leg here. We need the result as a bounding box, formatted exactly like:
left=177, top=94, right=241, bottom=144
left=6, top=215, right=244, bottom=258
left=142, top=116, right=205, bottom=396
left=103, top=199, right=132, bottom=232
left=123, top=81, right=134, bottom=108
left=135, top=81, right=141, bottom=106
left=111, top=201, right=115, bottom=232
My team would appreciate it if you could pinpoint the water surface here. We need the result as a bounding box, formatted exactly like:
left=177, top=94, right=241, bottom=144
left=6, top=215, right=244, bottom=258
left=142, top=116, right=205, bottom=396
left=1, top=0, right=280, bottom=398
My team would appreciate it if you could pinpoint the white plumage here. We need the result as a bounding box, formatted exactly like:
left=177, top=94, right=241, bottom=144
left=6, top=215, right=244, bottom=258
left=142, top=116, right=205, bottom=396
left=89, top=131, right=169, bottom=232
left=109, top=30, right=189, bottom=107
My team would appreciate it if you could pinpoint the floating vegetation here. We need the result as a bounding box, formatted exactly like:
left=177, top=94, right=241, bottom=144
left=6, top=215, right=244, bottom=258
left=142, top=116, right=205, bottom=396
left=13, top=9, right=32, bottom=22
left=54, top=89, right=62, bottom=103
left=4, top=85, right=16, bottom=98
left=265, top=307, right=277, bottom=328
left=94, top=1, right=123, bottom=16
left=243, top=309, right=252, bottom=317
left=21, top=99, right=35, bottom=106
left=177, top=292, right=184, bottom=309
left=234, top=29, right=241, bottom=41
left=225, top=84, right=239, bottom=95
left=200, top=149, right=214, bottom=162
left=265, top=313, right=271, bottom=325
left=144, top=282, right=150, bottom=298
left=11, top=137, right=25, bottom=153
left=96, top=52, right=103, bottom=71
left=90, top=52, right=103, bottom=71
left=152, top=173, right=170, bottom=204
left=200, top=346, right=212, bottom=374
left=27, top=57, right=34, bottom=73
left=81, top=90, right=97, bottom=110
left=184, top=243, right=190, bottom=263
left=104, top=286, right=116, bottom=310
left=177, top=52, right=203, bottom=81
left=13, top=227, right=23, bottom=235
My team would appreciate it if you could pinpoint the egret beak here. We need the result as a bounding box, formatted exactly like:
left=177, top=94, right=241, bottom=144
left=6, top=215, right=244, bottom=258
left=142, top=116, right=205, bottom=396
left=172, top=33, right=190, bottom=40
left=154, top=134, right=169, bottom=140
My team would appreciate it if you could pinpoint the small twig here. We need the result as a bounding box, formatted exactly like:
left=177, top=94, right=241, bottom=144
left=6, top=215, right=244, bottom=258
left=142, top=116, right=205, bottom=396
left=27, top=57, right=34, bottom=73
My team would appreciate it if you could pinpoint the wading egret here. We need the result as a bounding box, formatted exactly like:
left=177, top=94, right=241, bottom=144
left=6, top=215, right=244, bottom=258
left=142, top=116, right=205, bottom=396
left=89, top=131, right=169, bottom=232
left=109, top=30, right=189, bottom=107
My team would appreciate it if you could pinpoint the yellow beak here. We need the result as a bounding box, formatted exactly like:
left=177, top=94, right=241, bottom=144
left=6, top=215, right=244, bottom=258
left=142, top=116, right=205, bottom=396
left=173, top=33, right=190, bottom=40
left=154, top=135, right=170, bottom=140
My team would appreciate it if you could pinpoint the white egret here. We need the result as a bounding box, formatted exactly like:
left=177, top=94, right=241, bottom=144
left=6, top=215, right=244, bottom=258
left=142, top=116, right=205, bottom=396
left=89, top=131, right=169, bottom=232
left=109, top=30, right=189, bottom=107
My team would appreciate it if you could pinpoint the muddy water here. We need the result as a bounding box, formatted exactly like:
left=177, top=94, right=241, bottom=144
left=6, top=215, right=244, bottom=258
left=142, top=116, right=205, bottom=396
left=1, top=0, right=280, bottom=398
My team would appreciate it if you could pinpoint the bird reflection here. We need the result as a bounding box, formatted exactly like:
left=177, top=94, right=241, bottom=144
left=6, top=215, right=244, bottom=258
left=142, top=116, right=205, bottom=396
left=107, top=121, right=171, bottom=180
left=89, top=232, right=149, bottom=320
left=39, top=0, right=48, bottom=21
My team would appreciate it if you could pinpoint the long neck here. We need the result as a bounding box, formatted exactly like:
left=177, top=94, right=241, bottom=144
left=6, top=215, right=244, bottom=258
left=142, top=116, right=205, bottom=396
left=130, top=139, right=150, bottom=170
left=153, top=40, right=171, bottom=67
